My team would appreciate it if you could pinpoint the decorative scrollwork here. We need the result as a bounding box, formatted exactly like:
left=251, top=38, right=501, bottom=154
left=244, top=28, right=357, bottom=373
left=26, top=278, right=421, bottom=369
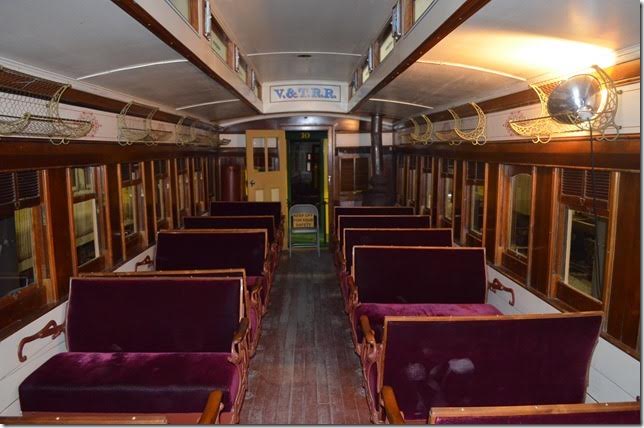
left=435, top=103, right=487, bottom=145
left=117, top=101, right=172, bottom=146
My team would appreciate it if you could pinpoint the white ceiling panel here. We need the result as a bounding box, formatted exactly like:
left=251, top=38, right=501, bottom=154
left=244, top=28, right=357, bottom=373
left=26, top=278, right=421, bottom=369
left=213, top=0, right=396, bottom=81
left=0, top=0, right=182, bottom=78
left=249, top=54, right=361, bottom=82
left=84, top=61, right=236, bottom=109
left=187, top=100, right=258, bottom=122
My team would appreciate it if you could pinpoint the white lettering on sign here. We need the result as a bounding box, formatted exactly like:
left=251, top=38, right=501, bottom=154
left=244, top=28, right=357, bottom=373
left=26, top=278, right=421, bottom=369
left=270, top=84, right=341, bottom=103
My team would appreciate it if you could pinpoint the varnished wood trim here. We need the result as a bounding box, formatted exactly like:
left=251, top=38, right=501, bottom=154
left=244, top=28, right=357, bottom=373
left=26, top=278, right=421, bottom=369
left=112, top=0, right=259, bottom=113
left=351, top=0, right=491, bottom=112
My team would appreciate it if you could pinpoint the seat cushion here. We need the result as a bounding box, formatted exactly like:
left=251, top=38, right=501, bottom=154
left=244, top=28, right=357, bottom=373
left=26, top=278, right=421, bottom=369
left=353, top=303, right=501, bottom=343
left=20, top=352, right=240, bottom=414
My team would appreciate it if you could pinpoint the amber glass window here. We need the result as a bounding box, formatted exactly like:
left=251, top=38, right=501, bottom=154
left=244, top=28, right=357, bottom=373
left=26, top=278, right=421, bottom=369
left=440, top=159, right=455, bottom=223
left=0, top=170, right=51, bottom=331
left=154, top=160, right=172, bottom=229
left=120, top=162, right=146, bottom=253
left=419, top=156, right=433, bottom=215
left=69, top=166, right=109, bottom=271
left=466, top=161, right=485, bottom=241
left=193, top=157, right=207, bottom=215
left=555, top=169, right=611, bottom=309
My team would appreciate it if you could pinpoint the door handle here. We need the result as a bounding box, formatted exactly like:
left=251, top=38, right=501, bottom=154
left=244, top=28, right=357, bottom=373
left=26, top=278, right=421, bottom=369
left=249, top=179, right=256, bottom=187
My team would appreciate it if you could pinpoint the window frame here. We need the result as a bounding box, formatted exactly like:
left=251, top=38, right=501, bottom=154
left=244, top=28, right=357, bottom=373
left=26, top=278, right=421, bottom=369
left=119, top=162, right=147, bottom=258
left=166, top=0, right=199, bottom=32
left=438, top=158, right=455, bottom=227
left=463, top=160, right=486, bottom=247
left=153, top=159, right=173, bottom=231
left=418, top=155, right=433, bottom=217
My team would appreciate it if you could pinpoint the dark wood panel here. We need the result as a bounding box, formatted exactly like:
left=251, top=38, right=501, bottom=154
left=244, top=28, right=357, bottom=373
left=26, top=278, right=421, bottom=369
left=606, top=172, right=640, bottom=351
left=555, top=281, right=603, bottom=312
left=396, top=134, right=640, bottom=171
left=105, top=164, right=124, bottom=264
left=43, top=168, right=75, bottom=299
left=529, top=167, right=555, bottom=294
left=0, top=138, right=215, bottom=172
left=484, top=163, right=499, bottom=263
left=143, top=161, right=156, bottom=244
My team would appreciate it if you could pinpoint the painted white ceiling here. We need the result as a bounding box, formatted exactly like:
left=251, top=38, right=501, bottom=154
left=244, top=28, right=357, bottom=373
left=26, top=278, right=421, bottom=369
left=0, top=0, right=243, bottom=122
left=359, top=0, right=640, bottom=121
left=213, top=0, right=397, bottom=82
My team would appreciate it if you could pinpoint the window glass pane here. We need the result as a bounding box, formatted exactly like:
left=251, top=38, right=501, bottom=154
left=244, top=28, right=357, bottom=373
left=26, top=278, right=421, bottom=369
left=156, top=178, right=166, bottom=221
left=0, top=206, right=42, bottom=297
left=469, top=185, right=484, bottom=234
left=509, top=173, right=532, bottom=257
left=237, top=61, right=247, bottom=83
left=122, top=184, right=143, bottom=238
left=414, top=0, right=433, bottom=21
left=379, top=31, right=395, bottom=61
left=362, top=64, right=371, bottom=83
left=210, top=31, right=228, bottom=61
left=443, top=177, right=453, bottom=220
left=73, top=199, right=98, bottom=266
left=71, top=167, right=95, bottom=197
left=253, top=138, right=266, bottom=172
left=561, top=210, right=607, bottom=300
left=267, top=137, right=280, bottom=172
left=422, top=172, right=432, bottom=211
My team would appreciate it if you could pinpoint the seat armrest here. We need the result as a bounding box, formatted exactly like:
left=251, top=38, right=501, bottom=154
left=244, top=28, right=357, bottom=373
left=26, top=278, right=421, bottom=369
left=359, top=315, right=376, bottom=347
left=134, top=255, right=154, bottom=272
left=382, top=386, right=405, bottom=424
left=198, top=390, right=223, bottom=424
left=18, top=320, right=65, bottom=362
left=347, top=276, right=359, bottom=312
left=232, top=317, right=250, bottom=345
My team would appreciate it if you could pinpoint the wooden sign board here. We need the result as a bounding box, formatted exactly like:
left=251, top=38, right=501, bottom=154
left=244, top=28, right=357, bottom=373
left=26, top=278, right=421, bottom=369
left=293, top=212, right=314, bottom=229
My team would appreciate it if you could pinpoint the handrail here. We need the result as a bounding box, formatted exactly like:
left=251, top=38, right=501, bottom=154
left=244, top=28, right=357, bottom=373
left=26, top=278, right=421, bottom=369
left=18, top=319, right=65, bottom=362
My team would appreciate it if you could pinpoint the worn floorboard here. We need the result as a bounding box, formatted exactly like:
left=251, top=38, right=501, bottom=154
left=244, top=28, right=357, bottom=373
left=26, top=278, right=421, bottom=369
left=240, top=250, right=371, bottom=424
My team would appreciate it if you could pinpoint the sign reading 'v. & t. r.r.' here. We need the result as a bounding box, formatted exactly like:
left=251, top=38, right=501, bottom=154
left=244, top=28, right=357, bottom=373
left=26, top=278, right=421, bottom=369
left=270, top=84, right=341, bottom=103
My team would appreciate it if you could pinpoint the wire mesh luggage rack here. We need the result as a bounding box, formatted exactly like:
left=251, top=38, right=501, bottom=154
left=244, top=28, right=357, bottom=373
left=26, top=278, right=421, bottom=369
left=176, top=116, right=224, bottom=147
left=434, top=102, right=487, bottom=146
left=0, top=66, right=93, bottom=145
left=117, top=101, right=173, bottom=146
left=508, top=65, right=620, bottom=144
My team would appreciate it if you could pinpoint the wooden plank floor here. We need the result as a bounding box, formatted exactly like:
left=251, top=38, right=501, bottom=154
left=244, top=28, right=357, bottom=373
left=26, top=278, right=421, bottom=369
left=240, top=250, right=372, bottom=424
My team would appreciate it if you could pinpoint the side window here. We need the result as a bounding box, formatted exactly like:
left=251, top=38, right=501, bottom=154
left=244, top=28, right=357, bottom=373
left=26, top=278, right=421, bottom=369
left=120, top=162, right=147, bottom=257
left=406, top=156, right=418, bottom=210
left=176, top=158, right=192, bottom=225
left=69, top=166, right=109, bottom=272
left=554, top=169, right=611, bottom=310
left=0, top=170, right=51, bottom=330
left=419, top=156, right=433, bottom=216
left=465, top=161, right=485, bottom=246
left=154, top=160, right=172, bottom=230
left=193, top=157, right=207, bottom=215
left=439, top=159, right=455, bottom=226
left=167, top=0, right=199, bottom=30
left=500, top=165, right=534, bottom=282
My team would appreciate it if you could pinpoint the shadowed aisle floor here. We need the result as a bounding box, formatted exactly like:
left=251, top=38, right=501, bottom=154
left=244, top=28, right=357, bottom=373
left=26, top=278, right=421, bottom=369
left=240, top=250, right=372, bottom=424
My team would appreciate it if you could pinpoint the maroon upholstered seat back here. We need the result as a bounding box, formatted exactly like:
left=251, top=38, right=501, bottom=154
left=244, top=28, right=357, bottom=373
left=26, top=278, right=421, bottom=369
left=382, top=313, right=603, bottom=421
left=353, top=247, right=486, bottom=304
left=185, top=215, right=276, bottom=243
left=337, top=215, right=430, bottom=245
left=155, top=230, right=266, bottom=275
left=334, top=207, right=414, bottom=233
left=429, top=402, right=641, bottom=424
left=343, top=228, right=452, bottom=271
left=210, top=201, right=282, bottom=228
left=66, top=277, right=243, bottom=353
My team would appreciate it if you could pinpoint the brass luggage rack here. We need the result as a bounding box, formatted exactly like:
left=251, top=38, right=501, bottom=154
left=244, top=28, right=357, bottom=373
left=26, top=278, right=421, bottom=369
left=434, top=102, right=487, bottom=146
left=117, top=101, right=173, bottom=146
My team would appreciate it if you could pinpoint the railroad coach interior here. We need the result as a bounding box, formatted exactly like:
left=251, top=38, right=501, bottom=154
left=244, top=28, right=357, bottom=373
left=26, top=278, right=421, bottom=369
left=0, top=0, right=640, bottom=424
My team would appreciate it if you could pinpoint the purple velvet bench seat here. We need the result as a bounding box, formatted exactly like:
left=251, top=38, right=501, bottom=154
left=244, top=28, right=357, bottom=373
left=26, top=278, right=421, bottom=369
left=80, top=268, right=262, bottom=359
left=18, top=277, right=249, bottom=424
left=335, top=215, right=431, bottom=278
left=154, top=229, right=273, bottom=318
left=210, top=201, right=284, bottom=250
left=184, top=215, right=280, bottom=273
left=348, top=246, right=489, bottom=350
left=332, top=206, right=414, bottom=243
left=365, top=312, right=603, bottom=423
left=338, top=228, right=452, bottom=311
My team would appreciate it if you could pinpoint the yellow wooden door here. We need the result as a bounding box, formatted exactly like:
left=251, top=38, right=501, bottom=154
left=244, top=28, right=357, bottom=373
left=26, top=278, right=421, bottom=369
left=245, top=130, right=288, bottom=242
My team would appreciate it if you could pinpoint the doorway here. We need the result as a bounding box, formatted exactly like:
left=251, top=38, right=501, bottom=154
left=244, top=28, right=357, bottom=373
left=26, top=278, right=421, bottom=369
left=286, top=130, right=328, bottom=246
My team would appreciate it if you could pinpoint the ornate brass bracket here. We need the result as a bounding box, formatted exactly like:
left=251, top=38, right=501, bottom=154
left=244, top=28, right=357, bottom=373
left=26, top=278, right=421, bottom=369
left=18, top=319, right=65, bottom=362
left=488, top=278, right=515, bottom=306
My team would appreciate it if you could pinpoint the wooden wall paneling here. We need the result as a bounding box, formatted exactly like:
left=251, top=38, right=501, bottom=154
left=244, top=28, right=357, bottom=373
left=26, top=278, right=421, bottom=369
left=394, top=134, right=640, bottom=171
left=528, top=167, right=556, bottom=295
left=188, top=157, right=197, bottom=215
left=143, top=161, right=157, bottom=245
left=105, top=164, right=124, bottom=264
left=170, top=159, right=180, bottom=228
left=453, top=160, right=463, bottom=243
left=431, top=157, right=439, bottom=227
left=64, top=169, right=80, bottom=275
left=0, top=139, right=216, bottom=172
left=43, top=169, right=75, bottom=299
left=606, top=171, right=640, bottom=352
